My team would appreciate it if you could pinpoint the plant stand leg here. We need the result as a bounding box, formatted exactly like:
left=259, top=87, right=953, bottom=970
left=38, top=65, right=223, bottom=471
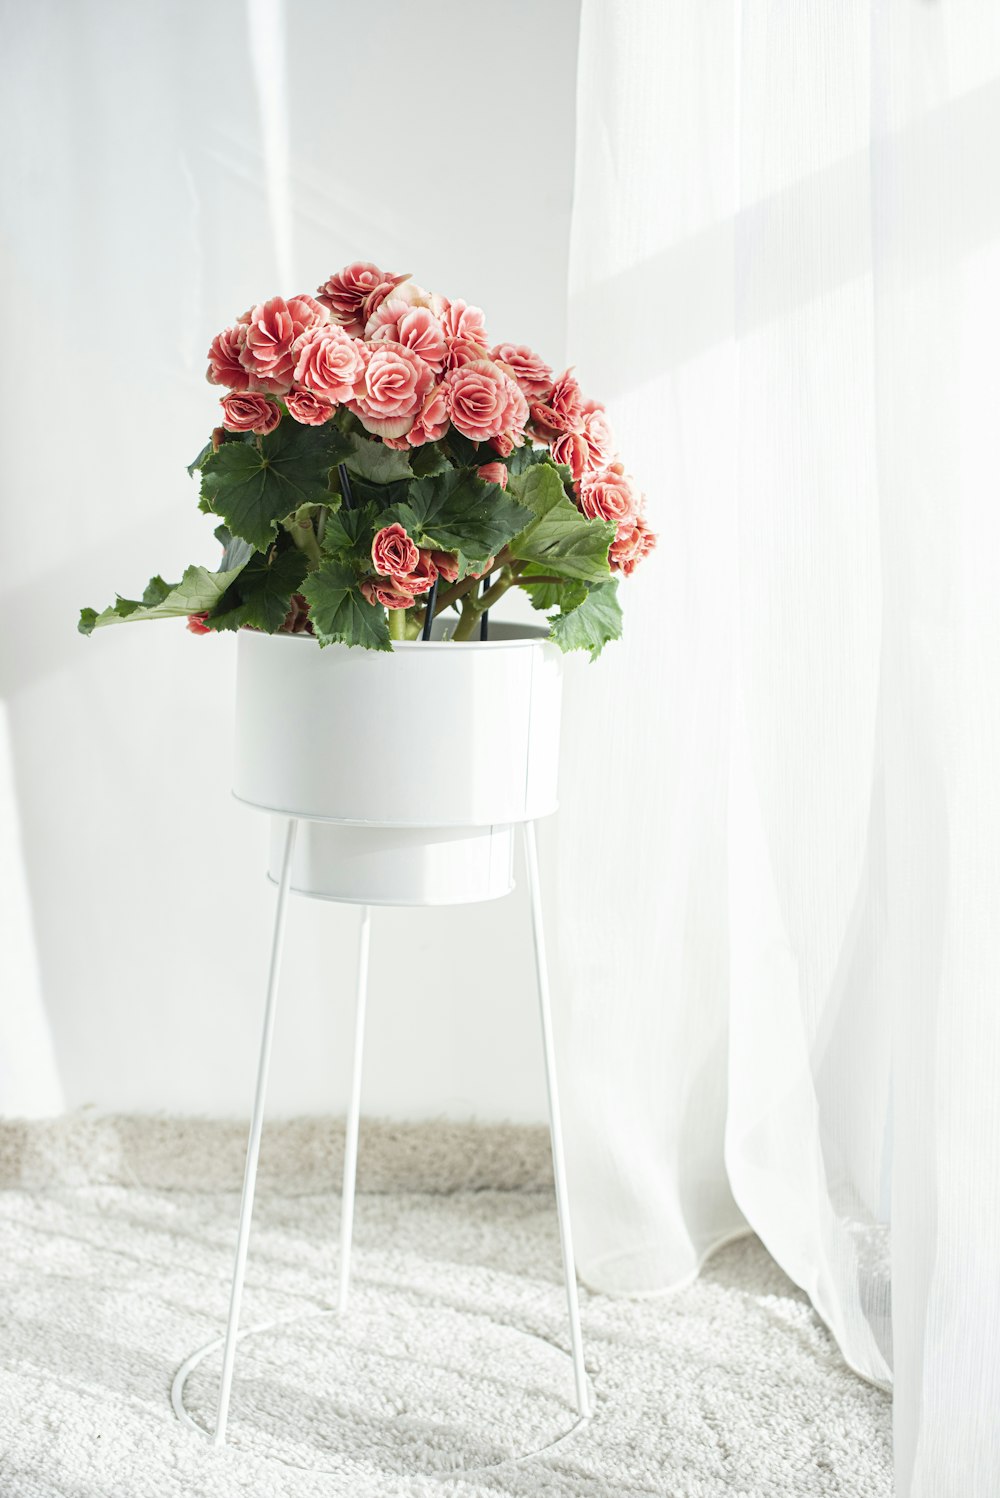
left=338, top=904, right=371, bottom=1313
left=213, top=817, right=299, bottom=1448
left=522, top=820, right=591, bottom=1419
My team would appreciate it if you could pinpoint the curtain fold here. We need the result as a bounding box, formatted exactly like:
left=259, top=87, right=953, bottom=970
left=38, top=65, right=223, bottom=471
left=562, top=3, right=1000, bottom=1492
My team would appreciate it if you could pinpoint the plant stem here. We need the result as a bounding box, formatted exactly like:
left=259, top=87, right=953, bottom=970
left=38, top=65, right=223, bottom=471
left=282, top=507, right=322, bottom=568
left=450, top=567, right=517, bottom=640
left=452, top=596, right=481, bottom=641
left=388, top=607, right=407, bottom=642
left=432, top=548, right=518, bottom=617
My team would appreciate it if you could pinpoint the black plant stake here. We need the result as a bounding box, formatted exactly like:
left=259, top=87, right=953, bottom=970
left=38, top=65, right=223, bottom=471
left=338, top=463, right=354, bottom=510
left=421, top=575, right=439, bottom=640
left=479, top=572, right=492, bottom=640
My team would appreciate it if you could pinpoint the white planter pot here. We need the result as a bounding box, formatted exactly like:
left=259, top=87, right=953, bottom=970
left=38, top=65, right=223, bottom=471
left=233, top=623, right=563, bottom=905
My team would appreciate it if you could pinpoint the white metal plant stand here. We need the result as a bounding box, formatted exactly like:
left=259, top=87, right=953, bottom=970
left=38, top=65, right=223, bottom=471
left=172, top=623, right=590, bottom=1453
left=210, top=815, right=590, bottom=1449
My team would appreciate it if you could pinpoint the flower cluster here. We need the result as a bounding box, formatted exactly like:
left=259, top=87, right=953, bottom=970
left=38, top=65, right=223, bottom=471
left=207, top=261, right=655, bottom=578
left=81, top=260, right=656, bottom=658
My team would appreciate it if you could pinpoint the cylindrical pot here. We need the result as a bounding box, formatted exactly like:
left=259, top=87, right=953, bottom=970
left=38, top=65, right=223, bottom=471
left=233, top=622, right=563, bottom=905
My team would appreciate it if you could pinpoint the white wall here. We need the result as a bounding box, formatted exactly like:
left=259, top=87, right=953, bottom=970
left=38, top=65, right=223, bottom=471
left=1, top=0, right=581, bottom=1119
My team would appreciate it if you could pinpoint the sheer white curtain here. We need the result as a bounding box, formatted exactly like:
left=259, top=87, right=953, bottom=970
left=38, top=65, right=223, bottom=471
left=559, top=2, right=1000, bottom=1493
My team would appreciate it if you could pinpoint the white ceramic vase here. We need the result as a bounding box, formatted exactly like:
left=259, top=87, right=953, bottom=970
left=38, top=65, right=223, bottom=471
left=232, top=622, right=564, bottom=905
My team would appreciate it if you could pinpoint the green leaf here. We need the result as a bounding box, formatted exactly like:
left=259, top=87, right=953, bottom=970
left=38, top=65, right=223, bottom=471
left=444, top=430, right=483, bottom=468
left=550, top=580, right=623, bottom=660
left=342, top=432, right=413, bottom=484
left=213, top=525, right=256, bottom=572
left=380, top=470, right=532, bottom=572
left=519, top=567, right=588, bottom=614
left=302, top=558, right=392, bottom=651
left=200, top=419, right=352, bottom=551
left=188, top=430, right=254, bottom=476
left=409, top=442, right=452, bottom=478
left=207, top=548, right=309, bottom=633
left=344, top=476, right=410, bottom=512
left=321, top=505, right=375, bottom=559
left=508, top=463, right=614, bottom=582
left=507, top=443, right=551, bottom=477
left=140, top=575, right=173, bottom=608
left=78, top=559, right=251, bottom=635
left=187, top=437, right=215, bottom=476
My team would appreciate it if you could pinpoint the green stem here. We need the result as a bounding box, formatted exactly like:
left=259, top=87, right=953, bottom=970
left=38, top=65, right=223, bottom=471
left=432, top=549, right=520, bottom=617
left=388, top=607, right=407, bottom=642
left=452, top=596, right=481, bottom=641
left=282, top=507, right=322, bottom=568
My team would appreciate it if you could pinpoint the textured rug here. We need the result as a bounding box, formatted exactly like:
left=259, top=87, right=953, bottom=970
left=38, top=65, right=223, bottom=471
left=0, top=1117, right=891, bottom=1497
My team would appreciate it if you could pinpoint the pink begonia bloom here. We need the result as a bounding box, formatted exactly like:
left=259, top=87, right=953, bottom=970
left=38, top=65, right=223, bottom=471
left=350, top=342, right=434, bottom=439
left=360, top=577, right=415, bottom=610
left=579, top=464, right=639, bottom=526
left=477, top=462, right=508, bottom=490
left=367, top=299, right=448, bottom=372
left=430, top=550, right=460, bottom=583
left=443, top=337, right=493, bottom=370
left=549, top=431, right=589, bottom=483
left=406, top=383, right=450, bottom=447
left=581, top=415, right=616, bottom=478
left=285, top=389, right=335, bottom=425
left=489, top=433, right=515, bottom=458
left=372, top=523, right=419, bottom=582
left=609, top=513, right=657, bottom=575
left=530, top=369, right=584, bottom=437
left=317, top=262, right=409, bottom=336
left=239, top=296, right=325, bottom=391
left=187, top=612, right=211, bottom=634
left=207, top=326, right=249, bottom=389
left=441, top=299, right=488, bottom=346
left=444, top=359, right=528, bottom=443
left=219, top=392, right=281, bottom=434
left=491, top=344, right=554, bottom=401
left=293, top=325, right=366, bottom=402
left=405, top=549, right=438, bottom=596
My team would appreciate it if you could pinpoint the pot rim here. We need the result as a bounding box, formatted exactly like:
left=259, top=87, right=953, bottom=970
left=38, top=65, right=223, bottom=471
left=243, top=621, right=553, bottom=651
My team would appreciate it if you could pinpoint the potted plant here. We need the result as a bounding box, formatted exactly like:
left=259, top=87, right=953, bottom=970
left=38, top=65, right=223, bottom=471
left=80, top=261, right=656, bottom=902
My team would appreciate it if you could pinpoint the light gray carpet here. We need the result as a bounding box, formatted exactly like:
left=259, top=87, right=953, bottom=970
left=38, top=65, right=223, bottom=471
left=0, top=1117, right=891, bottom=1497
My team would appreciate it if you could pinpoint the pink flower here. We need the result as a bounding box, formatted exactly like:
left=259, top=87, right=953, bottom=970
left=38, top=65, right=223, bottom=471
left=444, top=359, right=528, bottom=444
left=490, top=433, right=515, bottom=458
left=406, top=383, right=450, bottom=447
left=578, top=464, right=639, bottom=526
left=405, top=549, right=438, bottom=596
left=441, top=299, right=489, bottom=346
left=350, top=342, right=434, bottom=439
left=443, top=337, right=492, bottom=370
left=238, top=296, right=325, bottom=391
left=317, top=262, right=408, bottom=337
left=293, top=325, right=366, bottom=402
left=470, top=556, right=496, bottom=580
left=477, top=462, right=508, bottom=489
left=491, top=344, right=553, bottom=400
left=207, top=326, right=249, bottom=390
left=187, top=612, right=211, bottom=634
left=372, top=523, right=419, bottom=581
left=580, top=404, right=616, bottom=473
left=530, top=369, right=584, bottom=437
left=549, top=431, right=589, bottom=483
left=430, top=550, right=460, bottom=583
left=609, top=513, right=657, bottom=575
left=220, top=392, right=281, bottom=434
left=285, top=389, right=335, bottom=425
left=360, top=577, right=415, bottom=610
left=367, top=300, right=448, bottom=372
